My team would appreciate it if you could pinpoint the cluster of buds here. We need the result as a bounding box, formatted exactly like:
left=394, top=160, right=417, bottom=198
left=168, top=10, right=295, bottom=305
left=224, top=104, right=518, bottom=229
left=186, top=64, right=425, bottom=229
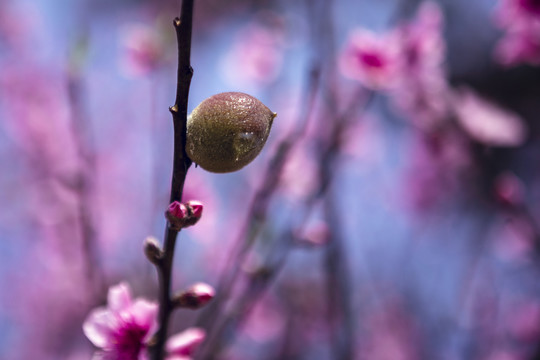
left=165, top=200, right=204, bottom=231
left=143, top=200, right=204, bottom=264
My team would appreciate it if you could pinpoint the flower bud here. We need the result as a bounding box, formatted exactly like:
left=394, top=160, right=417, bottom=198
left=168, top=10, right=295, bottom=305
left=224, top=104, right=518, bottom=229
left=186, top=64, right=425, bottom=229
left=172, top=282, right=215, bottom=309
left=186, top=92, right=276, bottom=173
left=182, top=200, right=203, bottom=227
left=166, top=328, right=206, bottom=357
left=168, top=201, right=189, bottom=219
left=165, top=201, right=190, bottom=230
left=143, top=236, right=163, bottom=265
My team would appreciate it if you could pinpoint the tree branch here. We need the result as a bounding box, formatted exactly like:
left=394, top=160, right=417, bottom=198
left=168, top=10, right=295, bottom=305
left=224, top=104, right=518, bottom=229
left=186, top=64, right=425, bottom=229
left=148, top=1, right=194, bottom=359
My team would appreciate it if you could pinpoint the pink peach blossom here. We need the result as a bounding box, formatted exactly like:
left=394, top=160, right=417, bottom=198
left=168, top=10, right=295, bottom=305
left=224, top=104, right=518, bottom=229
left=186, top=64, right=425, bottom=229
left=390, top=1, right=451, bottom=129
left=120, top=23, right=165, bottom=77
left=83, top=282, right=158, bottom=360
left=339, top=29, right=399, bottom=90
left=220, top=21, right=285, bottom=88
left=493, top=0, right=540, bottom=65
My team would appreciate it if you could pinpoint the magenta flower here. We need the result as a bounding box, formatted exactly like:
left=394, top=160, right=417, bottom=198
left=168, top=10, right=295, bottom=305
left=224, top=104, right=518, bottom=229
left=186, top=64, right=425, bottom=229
left=166, top=328, right=206, bottom=360
left=220, top=21, right=285, bottom=88
left=83, top=282, right=158, bottom=360
left=339, top=29, right=400, bottom=90
left=120, top=23, right=165, bottom=77
left=390, top=1, right=451, bottom=129
left=493, top=0, right=540, bottom=65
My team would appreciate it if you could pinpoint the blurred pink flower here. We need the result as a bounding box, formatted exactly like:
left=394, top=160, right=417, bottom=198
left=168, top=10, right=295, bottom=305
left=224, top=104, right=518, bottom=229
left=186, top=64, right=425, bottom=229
left=83, top=282, right=158, bottom=360
left=493, top=172, right=525, bottom=206
left=240, top=296, right=286, bottom=343
left=491, top=216, right=535, bottom=262
left=403, top=131, right=471, bottom=212
left=120, top=23, right=165, bottom=77
left=294, top=220, right=330, bottom=247
left=504, top=299, right=540, bottom=343
left=279, top=141, right=320, bottom=202
left=0, top=65, right=79, bottom=174
left=220, top=21, right=285, bottom=88
left=493, top=0, right=540, bottom=65
left=357, top=300, right=421, bottom=360
left=339, top=29, right=399, bottom=90
left=494, top=27, right=540, bottom=65
left=0, top=2, right=40, bottom=54
left=453, top=87, right=527, bottom=147
left=390, top=1, right=451, bottom=129
left=340, top=2, right=450, bottom=128
left=484, top=349, right=526, bottom=360
left=166, top=327, right=206, bottom=360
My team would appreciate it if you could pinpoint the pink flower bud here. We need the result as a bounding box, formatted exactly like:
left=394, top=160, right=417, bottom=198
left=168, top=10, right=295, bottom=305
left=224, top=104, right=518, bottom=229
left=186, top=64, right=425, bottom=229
left=187, top=200, right=203, bottom=219
left=166, top=327, right=206, bottom=357
left=166, top=200, right=204, bottom=230
left=173, top=282, right=215, bottom=309
left=294, top=221, right=330, bottom=247
left=168, top=201, right=189, bottom=219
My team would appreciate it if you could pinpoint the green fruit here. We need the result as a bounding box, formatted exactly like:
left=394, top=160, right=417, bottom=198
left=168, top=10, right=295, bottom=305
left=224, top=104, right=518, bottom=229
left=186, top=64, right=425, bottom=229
left=186, top=92, right=276, bottom=173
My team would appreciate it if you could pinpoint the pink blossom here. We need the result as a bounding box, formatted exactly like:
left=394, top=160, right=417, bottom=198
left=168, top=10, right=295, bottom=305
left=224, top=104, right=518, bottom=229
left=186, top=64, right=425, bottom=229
left=83, top=282, right=158, bottom=360
left=402, top=131, right=471, bottom=213
left=493, top=0, right=540, bottom=65
left=294, top=221, right=330, bottom=247
left=166, top=327, right=206, bottom=360
left=357, top=299, right=421, bottom=360
left=494, top=27, right=540, bottom=65
left=504, top=299, right=540, bottom=342
left=0, top=65, right=79, bottom=175
left=491, top=216, right=535, bottom=262
left=493, top=172, right=525, bottom=206
left=339, top=29, right=399, bottom=90
left=390, top=2, right=451, bottom=129
left=279, top=141, right=319, bottom=202
left=452, top=87, right=527, bottom=147
left=240, top=297, right=286, bottom=343
left=120, top=24, right=165, bottom=77
left=220, top=20, right=285, bottom=88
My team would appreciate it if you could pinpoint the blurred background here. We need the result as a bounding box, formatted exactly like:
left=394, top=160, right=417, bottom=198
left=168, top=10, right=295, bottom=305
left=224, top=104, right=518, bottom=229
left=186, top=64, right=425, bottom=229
left=2, top=0, right=540, bottom=359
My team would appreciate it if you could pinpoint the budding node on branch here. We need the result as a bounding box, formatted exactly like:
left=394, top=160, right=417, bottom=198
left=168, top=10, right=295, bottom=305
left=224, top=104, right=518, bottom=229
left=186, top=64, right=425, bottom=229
left=144, top=236, right=163, bottom=265
left=165, top=200, right=203, bottom=230
left=172, top=282, right=215, bottom=309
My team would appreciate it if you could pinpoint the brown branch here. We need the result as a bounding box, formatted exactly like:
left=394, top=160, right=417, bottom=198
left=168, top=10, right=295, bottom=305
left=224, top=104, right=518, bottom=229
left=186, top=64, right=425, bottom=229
left=148, top=1, right=194, bottom=359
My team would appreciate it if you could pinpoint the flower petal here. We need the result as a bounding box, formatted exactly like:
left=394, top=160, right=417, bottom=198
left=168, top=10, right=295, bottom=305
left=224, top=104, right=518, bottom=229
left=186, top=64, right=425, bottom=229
left=130, top=299, right=159, bottom=341
left=107, top=282, right=132, bottom=312
left=83, top=308, right=116, bottom=348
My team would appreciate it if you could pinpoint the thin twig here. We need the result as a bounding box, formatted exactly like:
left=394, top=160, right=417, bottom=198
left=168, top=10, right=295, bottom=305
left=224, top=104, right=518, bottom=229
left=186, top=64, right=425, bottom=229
left=148, top=1, right=194, bottom=359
